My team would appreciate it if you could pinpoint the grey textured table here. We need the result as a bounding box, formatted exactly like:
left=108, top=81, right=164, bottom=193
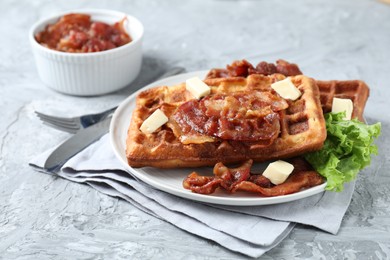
left=1, top=0, right=389, bottom=259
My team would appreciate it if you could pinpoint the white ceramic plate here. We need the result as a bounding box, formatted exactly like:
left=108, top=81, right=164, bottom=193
left=110, top=71, right=326, bottom=206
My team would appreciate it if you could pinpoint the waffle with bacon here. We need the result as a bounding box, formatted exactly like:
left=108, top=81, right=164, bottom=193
left=180, top=59, right=370, bottom=196
left=126, top=73, right=327, bottom=168
left=206, top=59, right=369, bottom=121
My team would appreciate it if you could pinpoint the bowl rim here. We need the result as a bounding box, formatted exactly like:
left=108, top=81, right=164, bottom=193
left=29, top=8, right=144, bottom=57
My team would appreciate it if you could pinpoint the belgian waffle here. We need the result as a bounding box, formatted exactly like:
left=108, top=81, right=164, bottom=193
left=126, top=74, right=327, bottom=168
left=316, top=80, right=369, bottom=121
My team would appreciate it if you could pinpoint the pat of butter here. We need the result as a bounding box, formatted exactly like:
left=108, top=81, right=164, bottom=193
left=262, top=160, right=294, bottom=185
left=186, top=77, right=211, bottom=99
left=271, top=78, right=302, bottom=101
left=331, top=98, right=353, bottom=120
left=140, top=109, right=168, bottom=134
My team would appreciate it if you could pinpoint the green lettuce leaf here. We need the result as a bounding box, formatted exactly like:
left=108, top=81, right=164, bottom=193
left=304, top=112, right=381, bottom=192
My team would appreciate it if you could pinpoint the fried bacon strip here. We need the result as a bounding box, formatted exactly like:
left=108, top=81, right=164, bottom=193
left=173, top=91, right=288, bottom=142
left=205, top=59, right=302, bottom=79
left=183, top=158, right=324, bottom=197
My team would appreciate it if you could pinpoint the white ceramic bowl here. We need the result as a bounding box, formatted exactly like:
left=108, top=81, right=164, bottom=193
left=29, top=9, right=144, bottom=96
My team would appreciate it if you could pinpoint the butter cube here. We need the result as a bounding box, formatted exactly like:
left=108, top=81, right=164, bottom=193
left=262, top=160, right=294, bottom=185
left=186, top=77, right=211, bottom=99
left=271, top=77, right=302, bottom=101
left=331, top=98, right=353, bottom=120
left=140, top=109, right=168, bottom=134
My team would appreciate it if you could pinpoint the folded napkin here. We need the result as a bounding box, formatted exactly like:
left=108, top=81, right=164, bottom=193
left=30, top=134, right=355, bottom=258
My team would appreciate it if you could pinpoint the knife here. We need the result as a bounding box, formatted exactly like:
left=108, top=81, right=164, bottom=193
left=43, top=115, right=112, bottom=172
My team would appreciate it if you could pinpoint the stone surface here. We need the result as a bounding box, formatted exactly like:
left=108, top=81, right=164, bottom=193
left=1, top=0, right=389, bottom=259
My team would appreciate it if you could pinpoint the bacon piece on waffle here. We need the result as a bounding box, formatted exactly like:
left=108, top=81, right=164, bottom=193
left=172, top=91, right=288, bottom=142
left=206, top=59, right=302, bottom=79
left=183, top=158, right=324, bottom=196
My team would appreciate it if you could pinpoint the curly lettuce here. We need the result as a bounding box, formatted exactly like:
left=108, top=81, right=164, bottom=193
left=304, top=112, right=381, bottom=192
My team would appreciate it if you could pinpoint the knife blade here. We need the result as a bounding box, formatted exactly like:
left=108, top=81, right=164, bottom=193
left=43, top=116, right=112, bottom=171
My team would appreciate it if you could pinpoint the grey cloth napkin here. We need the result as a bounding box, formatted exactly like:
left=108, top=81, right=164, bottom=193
left=29, top=134, right=355, bottom=258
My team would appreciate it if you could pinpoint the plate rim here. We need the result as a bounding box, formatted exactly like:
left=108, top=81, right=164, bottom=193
left=109, top=71, right=326, bottom=206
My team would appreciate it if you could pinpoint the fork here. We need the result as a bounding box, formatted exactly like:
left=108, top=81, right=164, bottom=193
left=35, top=66, right=185, bottom=133
left=35, top=107, right=116, bottom=134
